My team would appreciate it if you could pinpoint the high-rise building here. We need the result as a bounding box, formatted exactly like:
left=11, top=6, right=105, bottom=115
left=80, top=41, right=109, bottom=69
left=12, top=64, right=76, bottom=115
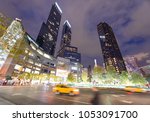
left=57, top=20, right=81, bottom=63
left=124, top=56, right=143, bottom=75
left=60, top=20, right=71, bottom=48
left=97, top=22, right=126, bottom=73
left=36, top=2, right=62, bottom=56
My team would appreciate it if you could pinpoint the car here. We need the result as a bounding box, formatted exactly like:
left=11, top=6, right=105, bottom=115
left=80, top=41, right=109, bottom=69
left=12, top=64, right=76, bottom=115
left=52, top=84, right=80, bottom=95
left=124, top=86, right=147, bottom=93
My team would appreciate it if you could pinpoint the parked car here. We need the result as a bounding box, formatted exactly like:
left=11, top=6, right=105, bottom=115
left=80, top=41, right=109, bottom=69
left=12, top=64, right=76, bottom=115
left=52, top=84, right=80, bottom=95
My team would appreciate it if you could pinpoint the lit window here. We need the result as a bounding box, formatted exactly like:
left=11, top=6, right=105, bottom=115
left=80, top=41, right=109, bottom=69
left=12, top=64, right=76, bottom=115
left=25, top=49, right=28, bottom=54
left=71, top=66, right=77, bottom=70
left=28, top=59, right=33, bottom=64
left=35, top=63, right=42, bottom=67
left=37, top=49, right=43, bottom=55
left=30, top=44, right=36, bottom=50
left=29, top=52, right=34, bottom=57
left=35, top=67, right=40, bottom=71
left=34, top=71, right=39, bottom=74
left=44, top=53, right=52, bottom=60
left=51, top=71, right=55, bottom=74
left=14, top=64, right=23, bottom=71
left=25, top=68, right=31, bottom=73
left=100, top=36, right=105, bottom=39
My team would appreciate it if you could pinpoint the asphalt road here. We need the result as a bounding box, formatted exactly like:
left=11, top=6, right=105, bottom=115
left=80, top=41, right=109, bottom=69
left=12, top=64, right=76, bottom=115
left=0, top=85, right=150, bottom=105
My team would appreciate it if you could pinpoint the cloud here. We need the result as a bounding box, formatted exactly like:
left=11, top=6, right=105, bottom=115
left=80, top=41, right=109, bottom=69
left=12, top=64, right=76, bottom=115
left=146, top=60, right=150, bottom=64
left=133, top=52, right=149, bottom=61
left=123, top=1, right=150, bottom=39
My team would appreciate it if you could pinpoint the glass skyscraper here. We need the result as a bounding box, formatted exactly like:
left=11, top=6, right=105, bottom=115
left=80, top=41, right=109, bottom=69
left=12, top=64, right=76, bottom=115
left=57, top=20, right=81, bottom=63
left=97, top=22, right=126, bottom=73
left=36, top=2, right=62, bottom=56
left=60, top=20, right=71, bottom=48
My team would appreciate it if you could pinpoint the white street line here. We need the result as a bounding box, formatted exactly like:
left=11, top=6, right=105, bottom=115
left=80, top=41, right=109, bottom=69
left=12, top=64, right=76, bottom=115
left=112, top=95, right=119, bottom=97
left=112, top=94, right=126, bottom=97
left=121, top=100, right=133, bottom=104
left=0, top=97, right=14, bottom=105
left=55, top=97, right=90, bottom=105
left=12, top=93, right=22, bottom=96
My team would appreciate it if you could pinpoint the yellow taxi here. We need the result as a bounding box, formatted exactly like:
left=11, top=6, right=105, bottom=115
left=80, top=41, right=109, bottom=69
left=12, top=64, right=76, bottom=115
left=52, top=84, right=80, bottom=95
left=124, top=86, right=147, bottom=93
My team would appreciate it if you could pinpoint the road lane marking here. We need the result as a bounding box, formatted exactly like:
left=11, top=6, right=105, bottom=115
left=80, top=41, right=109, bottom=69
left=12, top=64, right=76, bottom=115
left=121, top=100, right=133, bottom=104
left=0, top=97, right=14, bottom=105
left=112, top=94, right=126, bottom=97
left=12, top=93, right=22, bottom=96
left=112, top=95, right=119, bottom=97
left=55, top=97, right=90, bottom=105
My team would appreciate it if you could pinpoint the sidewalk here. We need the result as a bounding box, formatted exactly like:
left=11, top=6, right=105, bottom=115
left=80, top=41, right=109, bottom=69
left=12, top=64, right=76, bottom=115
left=0, top=97, right=14, bottom=105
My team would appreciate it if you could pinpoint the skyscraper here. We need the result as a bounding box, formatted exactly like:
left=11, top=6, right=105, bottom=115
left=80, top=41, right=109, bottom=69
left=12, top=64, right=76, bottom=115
left=57, top=20, right=81, bottom=63
left=60, top=20, right=71, bottom=48
left=124, top=56, right=143, bottom=75
left=97, top=22, right=126, bottom=73
left=36, top=2, right=62, bottom=56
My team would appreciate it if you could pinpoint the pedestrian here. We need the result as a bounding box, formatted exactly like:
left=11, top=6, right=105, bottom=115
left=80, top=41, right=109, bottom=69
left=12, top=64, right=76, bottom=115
left=90, top=87, right=100, bottom=105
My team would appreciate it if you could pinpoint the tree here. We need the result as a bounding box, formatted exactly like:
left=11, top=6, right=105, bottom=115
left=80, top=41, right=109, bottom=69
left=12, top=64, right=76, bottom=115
left=131, top=73, right=147, bottom=85
left=18, top=72, right=31, bottom=80
left=93, top=65, right=103, bottom=75
left=67, top=73, right=76, bottom=82
left=107, top=66, right=116, bottom=74
left=5, top=75, right=12, bottom=81
left=0, top=13, right=11, bottom=37
left=93, top=65, right=103, bottom=81
left=0, top=24, right=7, bottom=37
left=119, top=71, right=129, bottom=85
left=81, top=70, right=88, bottom=82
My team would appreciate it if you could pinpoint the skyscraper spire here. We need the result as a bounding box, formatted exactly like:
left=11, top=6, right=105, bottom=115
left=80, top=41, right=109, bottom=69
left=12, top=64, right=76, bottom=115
left=94, top=59, right=97, bottom=67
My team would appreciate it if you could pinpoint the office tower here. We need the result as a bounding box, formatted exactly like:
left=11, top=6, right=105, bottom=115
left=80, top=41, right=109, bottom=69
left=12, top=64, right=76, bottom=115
left=97, top=22, right=126, bottom=73
left=57, top=20, right=81, bottom=63
left=36, top=2, right=62, bottom=56
left=60, top=20, right=71, bottom=48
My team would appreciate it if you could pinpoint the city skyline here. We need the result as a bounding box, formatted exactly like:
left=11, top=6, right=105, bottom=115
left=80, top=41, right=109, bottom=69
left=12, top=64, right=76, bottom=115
left=0, top=0, right=150, bottom=67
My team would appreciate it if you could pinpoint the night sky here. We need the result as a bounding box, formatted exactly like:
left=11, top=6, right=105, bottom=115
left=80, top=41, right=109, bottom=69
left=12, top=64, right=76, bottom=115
left=0, top=0, right=150, bottom=67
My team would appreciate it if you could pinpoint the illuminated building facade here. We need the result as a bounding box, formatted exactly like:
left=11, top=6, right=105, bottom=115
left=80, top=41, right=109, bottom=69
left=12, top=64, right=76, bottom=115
left=97, top=22, right=126, bottom=73
left=124, top=56, right=143, bottom=75
left=59, top=20, right=71, bottom=49
left=56, top=57, right=82, bottom=82
left=0, top=19, right=56, bottom=80
left=57, top=20, right=81, bottom=63
left=140, top=65, right=150, bottom=77
left=0, top=18, right=82, bottom=83
left=36, top=2, right=62, bottom=56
